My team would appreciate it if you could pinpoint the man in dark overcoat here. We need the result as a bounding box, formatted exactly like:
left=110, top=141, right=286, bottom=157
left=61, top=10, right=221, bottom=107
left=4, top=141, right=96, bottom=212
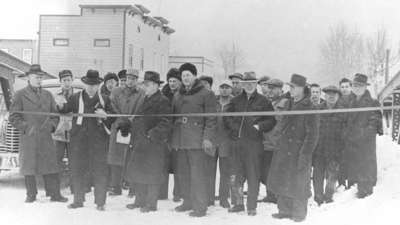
left=224, top=72, right=276, bottom=216
left=312, top=85, right=345, bottom=205
left=58, top=70, right=115, bottom=211
left=268, top=74, right=319, bottom=222
left=9, top=64, right=67, bottom=203
left=125, top=71, right=172, bottom=212
left=107, top=69, right=144, bottom=196
left=343, top=74, right=383, bottom=198
left=170, top=63, right=217, bottom=217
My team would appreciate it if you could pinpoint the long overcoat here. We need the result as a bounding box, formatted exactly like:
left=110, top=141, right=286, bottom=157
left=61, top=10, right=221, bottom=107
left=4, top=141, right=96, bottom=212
left=9, top=85, right=60, bottom=176
left=125, top=90, right=172, bottom=184
left=170, top=79, right=217, bottom=150
left=107, top=86, right=145, bottom=166
left=343, top=91, right=382, bottom=185
left=267, top=96, right=319, bottom=200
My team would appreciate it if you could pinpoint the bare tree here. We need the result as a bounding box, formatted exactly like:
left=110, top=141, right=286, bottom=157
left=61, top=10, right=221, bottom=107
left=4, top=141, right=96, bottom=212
left=319, top=22, right=366, bottom=83
left=216, top=42, right=245, bottom=77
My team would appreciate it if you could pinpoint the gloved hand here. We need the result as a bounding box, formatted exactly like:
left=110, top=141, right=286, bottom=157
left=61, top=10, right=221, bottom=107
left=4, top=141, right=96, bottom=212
left=117, top=121, right=131, bottom=137
left=203, top=139, right=216, bottom=157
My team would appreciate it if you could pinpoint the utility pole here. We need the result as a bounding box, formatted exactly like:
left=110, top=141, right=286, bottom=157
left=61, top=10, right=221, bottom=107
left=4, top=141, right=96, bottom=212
left=385, top=49, right=390, bottom=84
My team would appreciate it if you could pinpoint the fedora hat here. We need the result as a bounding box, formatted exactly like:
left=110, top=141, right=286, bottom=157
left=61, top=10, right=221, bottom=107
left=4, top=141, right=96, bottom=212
left=352, top=73, right=370, bottom=86
left=143, top=71, right=164, bottom=84
left=25, top=64, right=46, bottom=76
left=240, top=71, right=258, bottom=83
left=322, top=85, right=341, bottom=94
left=287, top=73, right=307, bottom=87
left=81, top=69, right=103, bottom=85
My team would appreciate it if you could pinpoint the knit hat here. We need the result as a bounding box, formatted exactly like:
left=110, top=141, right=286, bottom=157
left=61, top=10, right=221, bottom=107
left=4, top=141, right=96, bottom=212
left=179, top=63, right=197, bottom=76
left=166, top=68, right=181, bottom=81
left=104, top=72, right=118, bottom=83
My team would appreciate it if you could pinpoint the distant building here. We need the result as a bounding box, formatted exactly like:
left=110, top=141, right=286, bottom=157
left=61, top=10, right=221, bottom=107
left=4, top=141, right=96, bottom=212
left=0, top=39, right=37, bottom=64
left=39, top=4, right=174, bottom=78
left=169, top=56, right=214, bottom=76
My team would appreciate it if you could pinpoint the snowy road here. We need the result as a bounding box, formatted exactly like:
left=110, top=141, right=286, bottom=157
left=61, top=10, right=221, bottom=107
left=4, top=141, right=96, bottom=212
left=1, top=136, right=399, bottom=225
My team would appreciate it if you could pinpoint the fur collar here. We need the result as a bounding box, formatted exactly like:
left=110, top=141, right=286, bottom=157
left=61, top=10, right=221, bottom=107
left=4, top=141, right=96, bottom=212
left=178, top=79, right=204, bottom=95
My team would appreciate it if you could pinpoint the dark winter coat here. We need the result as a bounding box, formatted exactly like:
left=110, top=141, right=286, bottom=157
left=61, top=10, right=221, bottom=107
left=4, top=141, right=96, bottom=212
left=125, top=90, right=172, bottom=184
left=263, top=93, right=290, bottom=151
left=9, top=85, right=60, bottom=176
left=161, top=84, right=177, bottom=102
left=216, top=95, right=233, bottom=157
left=343, top=91, right=382, bottom=185
left=170, top=79, right=217, bottom=150
left=313, top=101, right=346, bottom=162
left=59, top=91, right=114, bottom=170
left=107, top=86, right=145, bottom=166
left=224, top=90, right=276, bottom=142
left=267, top=96, right=319, bottom=200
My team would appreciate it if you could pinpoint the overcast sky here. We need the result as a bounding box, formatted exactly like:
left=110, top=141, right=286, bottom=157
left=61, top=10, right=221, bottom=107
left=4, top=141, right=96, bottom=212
left=1, top=0, right=400, bottom=83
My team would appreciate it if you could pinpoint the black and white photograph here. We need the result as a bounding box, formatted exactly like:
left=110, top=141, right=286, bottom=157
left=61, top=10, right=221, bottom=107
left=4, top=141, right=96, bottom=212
left=0, top=0, right=399, bottom=224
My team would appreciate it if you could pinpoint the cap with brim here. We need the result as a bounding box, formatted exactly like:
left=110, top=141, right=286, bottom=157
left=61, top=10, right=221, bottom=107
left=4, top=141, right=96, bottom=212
left=322, top=85, right=341, bottom=94
left=219, top=79, right=232, bottom=88
left=126, top=69, right=139, bottom=78
left=143, top=71, right=164, bottom=84
left=81, top=70, right=103, bottom=85
left=266, top=78, right=284, bottom=88
left=228, top=73, right=243, bottom=80
left=257, top=76, right=270, bottom=84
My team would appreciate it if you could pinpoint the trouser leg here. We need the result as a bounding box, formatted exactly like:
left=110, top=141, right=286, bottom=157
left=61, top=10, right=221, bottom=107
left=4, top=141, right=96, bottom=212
left=146, top=184, right=161, bottom=208
left=230, top=142, right=244, bottom=206
left=43, top=173, right=62, bottom=198
left=159, top=176, right=169, bottom=200
left=134, top=183, right=146, bottom=207
left=243, top=140, right=262, bottom=210
left=176, top=150, right=192, bottom=207
left=206, top=154, right=217, bottom=204
left=171, top=149, right=181, bottom=198
left=188, top=149, right=209, bottom=212
left=71, top=169, right=86, bottom=204
left=109, top=165, right=123, bottom=190
left=24, top=175, right=38, bottom=197
left=312, top=155, right=325, bottom=201
left=218, top=156, right=231, bottom=201
left=277, top=195, right=292, bottom=215
left=325, top=161, right=339, bottom=200
left=358, top=181, right=374, bottom=195
left=292, top=198, right=308, bottom=220
left=263, top=151, right=274, bottom=196
left=92, top=161, right=109, bottom=206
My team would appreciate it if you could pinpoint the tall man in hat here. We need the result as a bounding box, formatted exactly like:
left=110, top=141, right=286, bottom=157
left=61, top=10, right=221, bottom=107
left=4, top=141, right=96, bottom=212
left=171, top=62, right=217, bottom=217
left=161, top=68, right=182, bottom=201
left=258, top=78, right=290, bottom=204
left=58, top=69, right=115, bottom=211
left=312, top=85, right=345, bottom=205
left=107, top=69, right=144, bottom=196
left=268, top=74, right=319, bottom=222
left=343, top=74, right=382, bottom=198
left=9, top=64, right=68, bottom=203
left=125, top=71, right=172, bottom=212
left=224, top=72, right=276, bottom=216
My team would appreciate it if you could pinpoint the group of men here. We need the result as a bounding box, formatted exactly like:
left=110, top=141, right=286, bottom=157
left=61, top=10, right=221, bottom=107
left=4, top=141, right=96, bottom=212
left=9, top=62, right=382, bottom=222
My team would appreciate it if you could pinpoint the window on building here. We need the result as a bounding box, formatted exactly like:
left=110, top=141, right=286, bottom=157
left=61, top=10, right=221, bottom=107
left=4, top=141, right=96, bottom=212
left=140, top=48, right=144, bottom=71
left=53, top=38, right=69, bottom=46
left=128, top=44, right=134, bottom=67
left=1, top=49, right=9, bottom=53
left=94, top=39, right=110, bottom=47
left=22, top=49, right=33, bottom=64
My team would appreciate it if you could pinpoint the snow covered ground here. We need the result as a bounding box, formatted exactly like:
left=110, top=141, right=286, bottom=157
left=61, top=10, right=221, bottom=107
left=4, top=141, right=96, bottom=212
left=1, top=135, right=399, bottom=225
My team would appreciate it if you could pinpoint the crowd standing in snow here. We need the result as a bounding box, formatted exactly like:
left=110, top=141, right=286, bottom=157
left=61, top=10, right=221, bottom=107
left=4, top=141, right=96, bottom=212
left=9, top=63, right=383, bottom=222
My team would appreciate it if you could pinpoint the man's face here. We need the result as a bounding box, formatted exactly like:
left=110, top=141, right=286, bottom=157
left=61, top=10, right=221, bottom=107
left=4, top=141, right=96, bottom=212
left=181, top=70, right=196, bottom=87
left=119, top=78, right=127, bottom=87
left=340, top=82, right=352, bottom=96
left=241, top=81, right=257, bottom=94
left=85, top=84, right=99, bottom=96
left=352, top=83, right=367, bottom=96
left=200, top=80, right=211, bottom=90
left=325, top=92, right=339, bottom=105
left=219, top=85, right=232, bottom=97
left=268, top=86, right=282, bottom=98
left=60, top=76, right=73, bottom=90
left=125, top=75, right=138, bottom=88
left=105, top=79, right=117, bottom=91
left=143, top=81, right=159, bottom=96
left=28, top=74, right=44, bottom=87
left=231, top=78, right=242, bottom=90
left=168, top=77, right=181, bottom=91
left=290, top=85, right=304, bottom=98
left=259, top=81, right=270, bottom=95
left=311, top=87, right=321, bottom=100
